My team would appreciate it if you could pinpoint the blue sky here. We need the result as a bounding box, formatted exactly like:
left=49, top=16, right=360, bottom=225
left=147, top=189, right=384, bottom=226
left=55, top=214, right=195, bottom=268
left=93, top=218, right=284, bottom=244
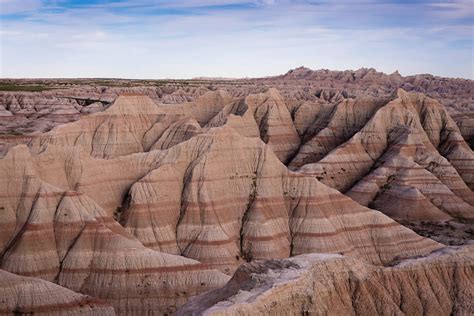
left=0, top=0, right=473, bottom=79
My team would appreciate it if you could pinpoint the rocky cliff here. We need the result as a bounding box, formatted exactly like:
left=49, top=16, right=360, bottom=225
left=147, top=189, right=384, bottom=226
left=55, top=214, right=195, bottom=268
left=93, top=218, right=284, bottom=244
left=178, top=246, right=474, bottom=315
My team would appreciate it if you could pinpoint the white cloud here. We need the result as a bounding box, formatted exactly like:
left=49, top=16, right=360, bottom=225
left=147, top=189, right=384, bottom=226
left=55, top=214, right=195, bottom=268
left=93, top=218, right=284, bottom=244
left=258, top=0, right=277, bottom=5
left=0, top=0, right=472, bottom=79
left=0, top=0, right=42, bottom=14
left=72, top=31, right=107, bottom=41
left=428, top=0, right=474, bottom=20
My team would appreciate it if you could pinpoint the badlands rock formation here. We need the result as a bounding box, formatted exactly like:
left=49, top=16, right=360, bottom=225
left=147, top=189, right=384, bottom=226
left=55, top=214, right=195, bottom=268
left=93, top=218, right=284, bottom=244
left=0, top=269, right=115, bottom=315
left=3, top=95, right=441, bottom=274
left=178, top=245, right=474, bottom=315
left=1, top=67, right=473, bottom=147
left=169, top=88, right=473, bottom=230
left=295, top=92, right=474, bottom=235
left=0, top=71, right=473, bottom=314
left=0, top=149, right=230, bottom=315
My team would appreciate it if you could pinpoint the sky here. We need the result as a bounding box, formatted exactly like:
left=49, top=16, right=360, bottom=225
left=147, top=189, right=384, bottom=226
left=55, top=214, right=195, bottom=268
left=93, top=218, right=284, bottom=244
left=0, top=0, right=473, bottom=79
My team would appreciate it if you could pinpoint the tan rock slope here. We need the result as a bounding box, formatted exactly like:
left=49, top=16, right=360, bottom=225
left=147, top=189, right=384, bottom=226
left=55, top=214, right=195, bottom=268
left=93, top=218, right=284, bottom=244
left=296, top=90, right=474, bottom=223
left=6, top=93, right=441, bottom=274
left=121, top=126, right=441, bottom=273
left=156, top=88, right=300, bottom=162
left=3, top=127, right=442, bottom=275
left=0, top=146, right=229, bottom=314
left=0, top=269, right=115, bottom=315
left=178, top=245, right=474, bottom=315
left=30, top=94, right=178, bottom=158
left=288, top=96, right=386, bottom=169
left=180, top=88, right=473, bottom=228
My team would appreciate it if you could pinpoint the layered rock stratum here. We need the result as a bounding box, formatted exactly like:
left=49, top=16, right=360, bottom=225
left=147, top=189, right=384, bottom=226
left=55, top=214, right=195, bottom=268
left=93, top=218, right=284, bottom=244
left=1, top=67, right=473, bottom=150
left=0, top=68, right=473, bottom=314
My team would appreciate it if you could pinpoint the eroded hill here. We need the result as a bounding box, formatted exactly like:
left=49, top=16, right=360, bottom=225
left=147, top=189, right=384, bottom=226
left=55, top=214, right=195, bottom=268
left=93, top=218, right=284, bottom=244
left=0, top=72, right=473, bottom=315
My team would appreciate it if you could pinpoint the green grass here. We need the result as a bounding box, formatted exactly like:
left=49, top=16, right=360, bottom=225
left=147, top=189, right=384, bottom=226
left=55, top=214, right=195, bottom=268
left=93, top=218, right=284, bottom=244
left=83, top=80, right=132, bottom=87
left=0, top=78, right=253, bottom=91
left=0, top=84, right=55, bottom=92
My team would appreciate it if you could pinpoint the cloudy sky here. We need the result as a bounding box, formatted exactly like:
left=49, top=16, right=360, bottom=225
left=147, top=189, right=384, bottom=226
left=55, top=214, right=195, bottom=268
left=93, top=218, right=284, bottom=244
left=0, top=0, right=473, bottom=78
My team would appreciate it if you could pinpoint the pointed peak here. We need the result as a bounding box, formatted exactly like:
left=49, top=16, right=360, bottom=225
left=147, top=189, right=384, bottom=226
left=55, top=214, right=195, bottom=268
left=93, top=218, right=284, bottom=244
left=245, top=87, right=284, bottom=105
left=396, top=88, right=409, bottom=98
left=391, top=70, right=401, bottom=77
left=197, top=89, right=233, bottom=104
left=102, top=94, right=163, bottom=115
left=209, top=89, right=232, bottom=99
left=397, top=87, right=407, bottom=94
left=266, top=87, right=283, bottom=96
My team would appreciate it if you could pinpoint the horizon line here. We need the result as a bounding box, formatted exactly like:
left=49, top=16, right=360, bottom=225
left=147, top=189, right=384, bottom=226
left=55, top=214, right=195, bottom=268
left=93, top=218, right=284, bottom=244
left=1, top=66, right=473, bottom=81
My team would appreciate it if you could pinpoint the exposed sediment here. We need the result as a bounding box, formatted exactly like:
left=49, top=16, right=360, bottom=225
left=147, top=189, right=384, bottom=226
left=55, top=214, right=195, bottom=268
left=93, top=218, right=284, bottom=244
left=0, top=78, right=472, bottom=314
left=178, top=246, right=474, bottom=315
